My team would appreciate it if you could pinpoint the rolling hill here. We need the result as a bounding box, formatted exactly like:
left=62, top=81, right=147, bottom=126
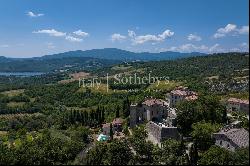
left=0, top=48, right=207, bottom=72
left=40, top=48, right=206, bottom=61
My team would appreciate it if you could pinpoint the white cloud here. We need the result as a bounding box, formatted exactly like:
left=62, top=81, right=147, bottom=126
left=65, top=35, right=83, bottom=42
left=179, top=44, right=208, bottom=52
left=240, top=42, right=249, bottom=48
left=209, top=44, right=223, bottom=52
left=0, top=44, right=9, bottom=48
left=238, top=25, right=249, bottom=34
left=213, top=24, right=249, bottom=38
left=217, top=24, right=237, bottom=33
left=230, top=48, right=241, bottom=52
left=73, top=30, right=89, bottom=37
left=158, top=30, right=174, bottom=39
left=239, top=42, right=249, bottom=52
left=187, top=34, right=202, bottom=41
left=161, top=42, right=248, bottom=54
left=128, top=30, right=136, bottom=38
left=111, top=33, right=127, bottom=42
left=213, top=33, right=225, bottom=39
left=163, top=43, right=226, bottom=53
left=27, top=11, right=44, bottom=17
left=33, top=29, right=90, bottom=43
left=130, top=29, right=174, bottom=45
left=33, top=29, right=66, bottom=37
left=133, top=35, right=161, bottom=44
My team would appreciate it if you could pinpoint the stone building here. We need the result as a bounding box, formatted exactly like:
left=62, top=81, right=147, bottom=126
left=102, top=118, right=124, bottom=136
left=112, top=118, right=123, bottom=132
left=213, top=127, right=249, bottom=151
left=169, top=86, right=198, bottom=108
left=102, top=123, right=113, bottom=136
left=227, top=98, right=249, bottom=115
left=130, top=98, right=179, bottom=145
left=146, top=119, right=180, bottom=145
left=129, top=98, right=169, bottom=128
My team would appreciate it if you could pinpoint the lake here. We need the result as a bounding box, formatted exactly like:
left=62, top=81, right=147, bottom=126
left=0, top=72, right=45, bottom=77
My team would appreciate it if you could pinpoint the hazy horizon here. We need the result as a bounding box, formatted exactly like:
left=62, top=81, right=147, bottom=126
left=1, top=47, right=250, bottom=59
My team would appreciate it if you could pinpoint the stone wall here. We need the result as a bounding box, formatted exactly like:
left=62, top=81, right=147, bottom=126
left=146, top=121, right=180, bottom=143
left=130, top=104, right=169, bottom=128
left=213, top=134, right=237, bottom=151
left=146, top=121, right=162, bottom=142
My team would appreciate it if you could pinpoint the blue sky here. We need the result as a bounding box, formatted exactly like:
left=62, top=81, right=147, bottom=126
left=0, top=0, right=249, bottom=58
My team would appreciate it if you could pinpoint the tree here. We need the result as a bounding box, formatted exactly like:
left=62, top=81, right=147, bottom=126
left=222, top=108, right=228, bottom=124
left=105, top=139, right=133, bottom=165
left=0, top=143, right=15, bottom=165
left=115, top=105, right=120, bottom=118
left=232, top=148, right=249, bottom=165
left=198, top=145, right=232, bottom=165
left=129, top=125, right=156, bottom=164
left=109, top=123, right=113, bottom=140
left=189, top=142, right=198, bottom=165
left=176, top=95, right=226, bottom=136
left=159, top=139, right=188, bottom=165
left=176, top=100, right=199, bottom=136
left=132, top=125, right=148, bottom=140
left=85, top=142, right=107, bottom=165
left=85, top=140, right=133, bottom=165
left=0, top=130, right=85, bottom=165
left=122, top=96, right=130, bottom=118
left=191, top=121, right=221, bottom=151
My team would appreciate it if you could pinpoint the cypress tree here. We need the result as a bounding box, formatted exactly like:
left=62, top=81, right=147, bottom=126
left=116, top=105, right=120, bottom=118
left=110, top=123, right=114, bottom=140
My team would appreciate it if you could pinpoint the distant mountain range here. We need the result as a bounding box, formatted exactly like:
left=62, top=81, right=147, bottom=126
left=1, top=48, right=207, bottom=61
left=40, top=48, right=206, bottom=61
left=0, top=48, right=207, bottom=72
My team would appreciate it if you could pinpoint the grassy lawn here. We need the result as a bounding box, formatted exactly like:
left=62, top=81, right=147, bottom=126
left=111, top=65, right=132, bottom=71
left=7, top=102, right=26, bottom=108
left=0, top=113, right=42, bottom=120
left=0, top=131, right=7, bottom=136
left=65, top=106, right=97, bottom=112
left=206, top=75, right=219, bottom=80
left=1, top=89, right=25, bottom=97
left=147, top=80, right=182, bottom=92
left=78, top=83, right=126, bottom=94
left=220, top=92, right=249, bottom=101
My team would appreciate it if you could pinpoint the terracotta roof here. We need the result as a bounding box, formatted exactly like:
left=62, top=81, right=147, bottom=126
left=112, top=118, right=123, bottom=124
left=215, top=128, right=249, bottom=148
left=176, top=86, right=188, bottom=90
left=185, top=95, right=198, bottom=101
left=171, top=88, right=198, bottom=100
left=228, top=98, right=249, bottom=105
left=171, top=89, right=188, bottom=96
left=142, top=99, right=167, bottom=107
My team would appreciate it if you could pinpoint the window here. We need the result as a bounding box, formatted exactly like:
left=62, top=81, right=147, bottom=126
left=220, top=140, right=222, bottom=145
